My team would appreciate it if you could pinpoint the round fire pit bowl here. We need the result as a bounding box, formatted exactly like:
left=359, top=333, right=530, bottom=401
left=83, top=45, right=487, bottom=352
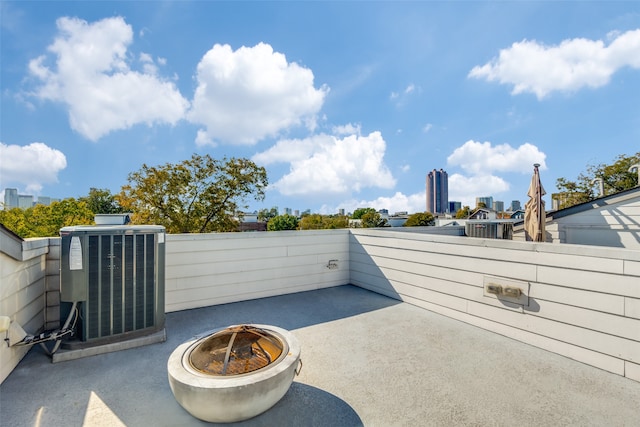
left=167, top=324, right=301, bottom=423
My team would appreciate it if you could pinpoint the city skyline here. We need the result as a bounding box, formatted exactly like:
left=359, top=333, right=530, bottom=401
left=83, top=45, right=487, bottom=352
left=2, top=185, right=521, bottom=217
left=1, top=2, right=638, bottom=214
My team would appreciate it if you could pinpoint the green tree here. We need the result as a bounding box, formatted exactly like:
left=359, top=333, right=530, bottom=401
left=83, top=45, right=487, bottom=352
left=0, top=207, right=30, bottom=237
left=79, top=188, right=125, bottom=214
left=324, top=215, right=349, bottom=229
left=555, top=152, right=639, bottom=209
left=361, top=211, right=387, bottom=228
left=118, top=154, right=268, bottom=233
left=257, top=206, right=279, bottom=222
left=298, top=213, right=324, bottom=230
left=404, top=212, right=435, bottom=227
left=0, top=199, right=94, bottom=238
left=455, top=206, right=471, bottom=219
left=267, top=214, right=299, bottom=231
left=298, top=214, right=349, bottom=230
left=352, top=207, right=376, bottom=219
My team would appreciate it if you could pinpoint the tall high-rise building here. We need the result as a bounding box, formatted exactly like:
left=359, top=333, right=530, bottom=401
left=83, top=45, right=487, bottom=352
left=476, top=196, right=493, bottom=208
left=426, top=169, right=448, bottom=214
left=4, top=188, right=18, bottom=208
left=449, top=201, right=461, bottom=215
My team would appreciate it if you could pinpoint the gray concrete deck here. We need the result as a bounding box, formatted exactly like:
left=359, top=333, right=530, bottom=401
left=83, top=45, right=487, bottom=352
left=2, top=285, right=640, bottom=426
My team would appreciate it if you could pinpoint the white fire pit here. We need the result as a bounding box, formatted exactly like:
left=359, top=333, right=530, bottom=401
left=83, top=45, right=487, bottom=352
left=167, top=324, right=301, bottom=423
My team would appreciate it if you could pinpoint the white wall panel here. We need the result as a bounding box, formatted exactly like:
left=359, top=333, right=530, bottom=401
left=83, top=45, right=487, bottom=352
left=349, top=228, right=640, bottom=381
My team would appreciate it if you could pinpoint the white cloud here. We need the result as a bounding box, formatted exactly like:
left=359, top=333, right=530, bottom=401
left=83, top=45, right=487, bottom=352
left=189, top=43, right=328, bottom=146
left=253, top=131, right=395, bottom=196
left=468, top=29, right=640, bottom=99
left=423, top=123, right=433, bottom=133
left=445, top=140, right=547, bottom=207
left=448, top=173, right=510, bottom=208
left=390, top=83, right=420, bottom=106
left=332, top=123, right=361, bottom=136
left=447, top=140, right=546, bottom=175
left=27, top=16, right=189, bottom=141
left=321, top=191, right=427, bottom=215
left=0, top=142, right=67, bottom=193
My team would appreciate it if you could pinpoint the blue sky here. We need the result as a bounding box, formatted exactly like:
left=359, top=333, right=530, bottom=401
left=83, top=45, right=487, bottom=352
left=1, top=1, right=639, bottom=215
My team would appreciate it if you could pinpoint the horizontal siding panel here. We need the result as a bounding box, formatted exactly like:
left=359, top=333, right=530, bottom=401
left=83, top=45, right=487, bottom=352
left=537, top=266, right=640, bottom=297
left=166, top=275, right=345, bottom=312
left=529, top=299, right=640, bottom=341
left=167, top=252, right=335, bottom=279
left=530, top=283, right=625, bottom=315
left=353, top=234, right=626, bottom=275
left=467, top=300, right=640, bottom=363
left=386, top=280, right=469, bottom=313
left=626, top=297, right=640, bottom=320
left=168, top=231, right=347, bottom=253
left=167, top=245, right=288, bottom=266
left=626, top=361, right=640, bottom=382
left=173, top=262, right=347, bottom=291
left=624, top=259, right=640, bottom=276
left=357, top=244, right=537, bottom=282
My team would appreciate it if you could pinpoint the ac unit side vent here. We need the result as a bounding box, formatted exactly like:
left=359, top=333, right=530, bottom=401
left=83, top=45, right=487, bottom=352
left=60, top=225, right=165, bottom=346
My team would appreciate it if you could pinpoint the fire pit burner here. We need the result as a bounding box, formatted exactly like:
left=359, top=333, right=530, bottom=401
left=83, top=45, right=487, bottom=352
left=167, top=324, right=301, bottom=423
left=188, top=325, right=285, bottom=376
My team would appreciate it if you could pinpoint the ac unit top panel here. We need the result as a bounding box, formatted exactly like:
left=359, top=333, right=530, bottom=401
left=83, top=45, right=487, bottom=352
left=60, top=225, right=165, bottom=235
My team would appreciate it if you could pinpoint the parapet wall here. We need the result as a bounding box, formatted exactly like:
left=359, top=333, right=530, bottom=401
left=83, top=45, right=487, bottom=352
left=2, top=226, right=639, bottom=384
left=164, top=229, right=350, bottom=312
left=349, top=228, right=640, bottom=382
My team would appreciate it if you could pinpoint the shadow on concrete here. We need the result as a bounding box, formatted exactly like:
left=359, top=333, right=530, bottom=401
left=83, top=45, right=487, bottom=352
left=210, top=382, right=363, bottom=427
left=0, top=285, right=384, bottom=427
left=165, top=285, right=401, bottom=345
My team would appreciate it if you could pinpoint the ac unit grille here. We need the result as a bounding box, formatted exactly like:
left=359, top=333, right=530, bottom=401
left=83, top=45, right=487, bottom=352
left=84, top=233, right=157, bottom=340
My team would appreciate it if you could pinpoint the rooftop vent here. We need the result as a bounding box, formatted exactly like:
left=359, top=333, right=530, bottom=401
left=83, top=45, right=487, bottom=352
left=94, top=213, right=131, bottom=225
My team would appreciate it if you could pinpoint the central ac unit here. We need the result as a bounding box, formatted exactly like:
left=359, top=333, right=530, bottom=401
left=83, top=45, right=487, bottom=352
left=59, top=225, right=165, bottom=348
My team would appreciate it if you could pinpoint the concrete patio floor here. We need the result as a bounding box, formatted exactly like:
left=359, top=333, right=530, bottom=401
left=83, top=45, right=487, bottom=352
left=2, top=285, right=640, bottom=426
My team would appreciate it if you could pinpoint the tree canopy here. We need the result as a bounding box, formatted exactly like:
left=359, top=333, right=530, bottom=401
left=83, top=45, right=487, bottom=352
left=455, top=206, right=471, bottom=219
left=79, top=188, right=125, bottom=214
left=267, top=214, right=299, bottom=231
left=554, top=152, right=639, bottom=209
left=360, top=211, right=387, bottom=228
left=0, top=198, right=94, bottom=238
left=352, top=207, right=376, bottom=219
left=298, top=214, right=349, bottom=230
left=257, top=207, right=279, bottom=222
left=404, top=212, right=435, bottom=227
left=117, top=154, right=268, bottom=233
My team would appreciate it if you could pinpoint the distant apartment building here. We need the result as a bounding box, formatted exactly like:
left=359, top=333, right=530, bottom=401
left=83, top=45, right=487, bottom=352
left=509, top=200, right=522, bottom=211
left=3, top=188, right=58, bottom=209
left=37, top=196, right=52, bottom=206
left=476, top=196, right=493, bottom=208
left=426, top=169, right=448, bottom=214
left=449, top=201, right=461, bottom=215
left=493, top=201, right=504, bottom=212
left=3, top=188, right=18, bottom=208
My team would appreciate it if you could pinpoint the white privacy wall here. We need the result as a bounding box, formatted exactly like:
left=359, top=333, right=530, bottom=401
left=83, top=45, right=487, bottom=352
left=0, top=238, right=50, bottom=384
left=349, top=228, right=640, bottom=382
left=549, top=198, right=640, bottom=247
left=164, top=230, right=350, bottom=312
